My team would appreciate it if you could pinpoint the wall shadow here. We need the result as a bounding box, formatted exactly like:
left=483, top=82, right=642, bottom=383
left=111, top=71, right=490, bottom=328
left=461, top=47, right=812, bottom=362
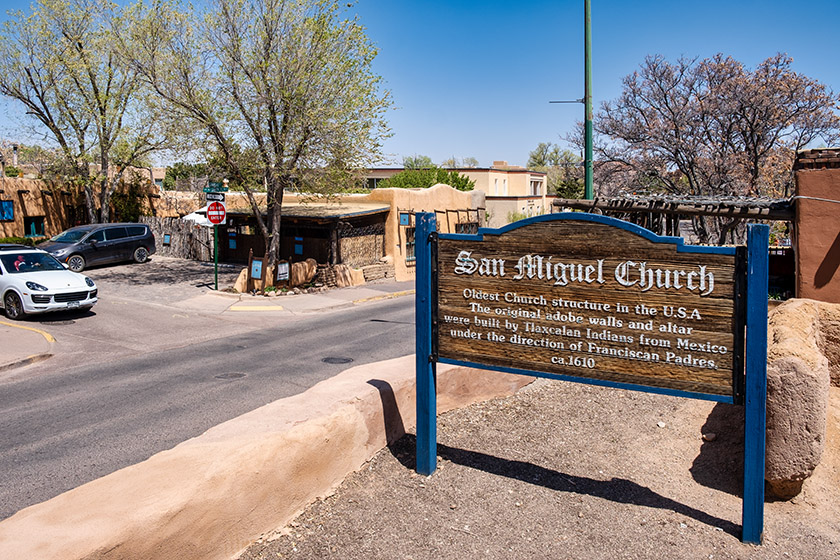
left=689, top=403, right=745, bottom=498
left=367, top=379, right=407, bottom=446
left=814, top=230, right=840, bottom=288
left=367, top=379, right=739, bottom=537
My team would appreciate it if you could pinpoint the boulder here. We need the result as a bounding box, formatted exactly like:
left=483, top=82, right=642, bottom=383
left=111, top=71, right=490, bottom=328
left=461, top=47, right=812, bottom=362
left=765, top=299, right=831, bottom=498
left=333, top=264, right=366, bottom=288
left=233, top=268, right=248, bottom=293
left=765, top=356, right=829, bottom=498
left=817, top=304, right=840, bottom=387
left=289, top=258, right=317, bottom=287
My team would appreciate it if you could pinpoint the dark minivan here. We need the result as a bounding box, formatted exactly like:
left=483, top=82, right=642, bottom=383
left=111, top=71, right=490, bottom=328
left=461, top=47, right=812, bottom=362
left=39, top=223, right=156, bottom=272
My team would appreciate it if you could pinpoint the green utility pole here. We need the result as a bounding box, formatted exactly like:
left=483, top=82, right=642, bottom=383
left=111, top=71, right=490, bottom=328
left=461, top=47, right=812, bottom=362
left=584, top=0, right=594, bottom=200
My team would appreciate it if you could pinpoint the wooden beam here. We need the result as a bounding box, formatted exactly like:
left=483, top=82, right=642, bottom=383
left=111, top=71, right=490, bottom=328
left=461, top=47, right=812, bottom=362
left=552, top=197, right=795, bottom=221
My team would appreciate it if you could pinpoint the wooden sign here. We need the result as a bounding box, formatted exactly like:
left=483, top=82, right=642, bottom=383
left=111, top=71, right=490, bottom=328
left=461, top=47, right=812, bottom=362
left=415, top=212, right=769, bottom=544
left=436, top=214, right=744, bottom=400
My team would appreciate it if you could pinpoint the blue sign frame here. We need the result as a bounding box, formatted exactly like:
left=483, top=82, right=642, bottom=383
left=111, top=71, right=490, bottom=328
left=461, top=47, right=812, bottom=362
left=415, top=212, right=768, bottom=544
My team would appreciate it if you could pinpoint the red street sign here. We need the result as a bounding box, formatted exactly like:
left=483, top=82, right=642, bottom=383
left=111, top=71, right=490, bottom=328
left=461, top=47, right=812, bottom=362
left=207, top=201, right=226, bottom=225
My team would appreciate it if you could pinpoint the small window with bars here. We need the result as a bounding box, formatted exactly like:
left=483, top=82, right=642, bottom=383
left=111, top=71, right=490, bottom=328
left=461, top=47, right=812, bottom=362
left=404, top=227, right=416, bottom=262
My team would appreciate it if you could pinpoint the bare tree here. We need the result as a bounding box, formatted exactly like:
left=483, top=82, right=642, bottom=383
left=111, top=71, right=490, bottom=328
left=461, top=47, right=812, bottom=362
left=120, top=0, right=392, bottom=267
left=587, top=53, right=840, bottom=244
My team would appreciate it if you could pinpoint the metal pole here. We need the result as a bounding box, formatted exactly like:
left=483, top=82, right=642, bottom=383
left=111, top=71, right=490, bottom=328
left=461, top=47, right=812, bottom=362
left=584, top=0, right=594, bottom=200
left=213, top=224, right=219, bottom=291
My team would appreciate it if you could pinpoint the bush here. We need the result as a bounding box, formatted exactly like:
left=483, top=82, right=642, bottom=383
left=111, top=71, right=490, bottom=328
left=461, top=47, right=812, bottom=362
left=0, top=236, right=47, bottom=246
left=379, top=167, right=474, bottom=191
left=3, top=166, right=21, bottom=178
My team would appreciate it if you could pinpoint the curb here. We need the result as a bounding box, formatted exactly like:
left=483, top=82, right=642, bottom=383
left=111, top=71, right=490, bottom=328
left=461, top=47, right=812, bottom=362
left=0, top=353, right=54, bottom=373
left=0, top=320, right=57, bottom=343
left=0, top=358, right=532, bottom=560
left=0, top=320, right=56, bottom=372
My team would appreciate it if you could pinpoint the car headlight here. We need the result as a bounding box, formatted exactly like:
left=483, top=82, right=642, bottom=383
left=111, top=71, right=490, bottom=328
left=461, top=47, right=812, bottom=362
left=26, top=281, right=49, bottom=291
left=85, top=277, right=95, bottom=287
left=52, top=248, right=68, bottom=257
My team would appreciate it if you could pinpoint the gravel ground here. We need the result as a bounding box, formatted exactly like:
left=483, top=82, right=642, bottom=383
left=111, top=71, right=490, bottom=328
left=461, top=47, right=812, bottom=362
left=239, top=378, right=839, bottom=560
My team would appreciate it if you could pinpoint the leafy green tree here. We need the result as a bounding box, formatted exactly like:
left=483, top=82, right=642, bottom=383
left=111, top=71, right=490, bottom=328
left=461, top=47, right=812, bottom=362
left=528, top=142, right=584, bottom=199
left=120, top=0, right=392, bottom=267
left=403, top=154, right=434, bottom=169
left=162, top=162, right=209, bottom=190
left=0, top=0, right=169, bottom=223
left=379, top=167, right=474, bottom=191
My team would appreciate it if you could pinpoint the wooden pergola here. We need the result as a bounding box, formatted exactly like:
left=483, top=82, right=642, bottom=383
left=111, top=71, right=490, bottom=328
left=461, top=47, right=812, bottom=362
left=552, top=195, right=794, bottom=238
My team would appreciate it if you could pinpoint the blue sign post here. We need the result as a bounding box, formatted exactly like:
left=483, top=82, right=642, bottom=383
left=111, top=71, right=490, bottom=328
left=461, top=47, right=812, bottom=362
left=415, top=212, right=768, bottom=544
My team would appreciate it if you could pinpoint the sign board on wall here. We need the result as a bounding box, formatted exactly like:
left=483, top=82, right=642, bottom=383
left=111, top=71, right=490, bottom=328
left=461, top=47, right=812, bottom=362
left=435, top=215, right=745, bottom=401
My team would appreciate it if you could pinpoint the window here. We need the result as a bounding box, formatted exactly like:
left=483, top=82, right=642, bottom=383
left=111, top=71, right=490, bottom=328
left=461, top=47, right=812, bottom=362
left=493, top=179, right=498, bottom=195
left=24, top=216, right=45, bottom=237
left=105, top=227, right=128, bottom=240
left=405, top=227, right=416, bottom=262
left=530, top=180, right=542, bottom=196
left=0, top=200, right=13, bottom=221
left=126, top=226, right=146, bottom=237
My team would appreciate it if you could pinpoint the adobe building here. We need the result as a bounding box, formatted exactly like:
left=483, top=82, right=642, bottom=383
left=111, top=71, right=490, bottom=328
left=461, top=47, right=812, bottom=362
left=0, top=178, right=85, bottom=239
left=458, top=161, right=549, bottom=227
left=794, top=148, right=840, bottom=302
left=363, top=162, right=549, bottom=228
left=147, top=184, right=485, bottom=282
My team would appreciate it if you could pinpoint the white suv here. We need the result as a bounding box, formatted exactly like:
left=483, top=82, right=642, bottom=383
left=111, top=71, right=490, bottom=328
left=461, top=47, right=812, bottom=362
left=0, top=244, right=98, bottom=320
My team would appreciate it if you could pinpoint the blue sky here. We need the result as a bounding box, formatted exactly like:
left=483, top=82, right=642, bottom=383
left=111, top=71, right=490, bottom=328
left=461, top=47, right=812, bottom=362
left=2, top=0, right=838, bottom=168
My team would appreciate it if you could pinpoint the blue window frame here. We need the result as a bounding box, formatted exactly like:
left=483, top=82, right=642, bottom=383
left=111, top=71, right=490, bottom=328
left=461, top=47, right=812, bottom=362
left=0, top=200, right=13, bottom=221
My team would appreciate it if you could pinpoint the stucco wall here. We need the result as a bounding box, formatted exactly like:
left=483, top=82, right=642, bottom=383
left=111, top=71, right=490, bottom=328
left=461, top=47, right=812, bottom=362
left=0, top=178, right=79, bottom=239
left=794, top=149, right=840, bottom=303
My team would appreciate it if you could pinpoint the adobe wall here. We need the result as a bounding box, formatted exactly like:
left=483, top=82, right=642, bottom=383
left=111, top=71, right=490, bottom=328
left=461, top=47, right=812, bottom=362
left=0, top=178, right=79, bottom=239
left=794, top=149, right=840, bottom=303
left=361, top=185, right=486, bottom=281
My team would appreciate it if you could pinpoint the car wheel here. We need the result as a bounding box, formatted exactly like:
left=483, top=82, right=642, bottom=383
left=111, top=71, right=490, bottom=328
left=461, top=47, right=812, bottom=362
left=133, top=246, right=149, bottom=263
left=4, top=291, right=25, bottom=320
left=67, top=254, right=86, bottom=272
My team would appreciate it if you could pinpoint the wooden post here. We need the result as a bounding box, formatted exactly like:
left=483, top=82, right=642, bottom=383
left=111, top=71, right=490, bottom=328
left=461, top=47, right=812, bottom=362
left=415, top=212, right=437, bottom=475
left=246, top=248, right=254, bottom=292
left=742, top=223, right=769, bottom=543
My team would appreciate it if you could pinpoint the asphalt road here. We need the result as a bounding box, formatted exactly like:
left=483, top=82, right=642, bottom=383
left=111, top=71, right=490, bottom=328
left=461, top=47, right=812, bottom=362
left=0, top=258, right=416, bottom=520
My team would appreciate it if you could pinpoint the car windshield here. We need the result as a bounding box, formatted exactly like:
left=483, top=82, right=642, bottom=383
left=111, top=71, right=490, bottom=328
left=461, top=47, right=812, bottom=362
left=51, top=229, right=89, bottom=243
left=0, top=252, right=65, bottom=273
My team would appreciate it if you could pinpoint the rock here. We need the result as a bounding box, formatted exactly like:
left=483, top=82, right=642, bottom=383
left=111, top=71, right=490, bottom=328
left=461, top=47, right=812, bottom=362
left=765, top=355, right=829, bottom=499
left=289, top=258, right=317, bottom=287
left=333, top=264, right=366, bottom=288
left=701, top=432, right=717, bottom=442
left=233, top=268, right=248, bottom=293
left=817, top=304, right=840, bottom=387
left=656, top=421, right=666, bottom=428
left=765, top=300, right=832, bottom=499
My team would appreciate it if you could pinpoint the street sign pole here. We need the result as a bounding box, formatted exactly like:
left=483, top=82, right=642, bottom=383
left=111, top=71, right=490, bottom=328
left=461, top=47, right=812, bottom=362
left=206, top=200, right=226, bottom=291
left=584, top=0, right=594, bottom=200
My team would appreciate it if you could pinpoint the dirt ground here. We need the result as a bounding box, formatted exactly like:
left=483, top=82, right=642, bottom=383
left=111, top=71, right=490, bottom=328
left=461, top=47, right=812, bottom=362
left=239, top=379, right=840, bottom=560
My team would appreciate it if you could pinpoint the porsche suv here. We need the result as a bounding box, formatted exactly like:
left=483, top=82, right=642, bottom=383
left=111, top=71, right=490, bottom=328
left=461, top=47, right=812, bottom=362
left=0, top=244, right=98, bottom=320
